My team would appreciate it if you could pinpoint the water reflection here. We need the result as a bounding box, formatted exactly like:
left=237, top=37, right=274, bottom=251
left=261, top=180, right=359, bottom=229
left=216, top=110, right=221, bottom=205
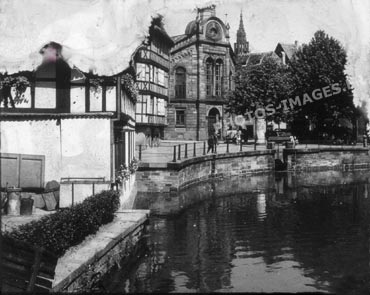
left=101, top=170, right=370, bottom=293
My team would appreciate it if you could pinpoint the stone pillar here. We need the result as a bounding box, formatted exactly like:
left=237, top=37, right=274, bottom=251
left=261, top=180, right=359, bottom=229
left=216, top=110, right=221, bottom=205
left=256, top=118, right=266, bottom=144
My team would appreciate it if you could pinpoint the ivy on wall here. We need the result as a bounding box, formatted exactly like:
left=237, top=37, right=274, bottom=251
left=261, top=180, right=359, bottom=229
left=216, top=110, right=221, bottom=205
left=121, top=73, right=138, bottom=103
left=0, top=75, right=30, bottom=108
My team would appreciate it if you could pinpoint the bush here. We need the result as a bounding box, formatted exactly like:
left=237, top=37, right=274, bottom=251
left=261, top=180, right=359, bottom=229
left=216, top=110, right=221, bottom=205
left=4, top=190, right=120, bottom=257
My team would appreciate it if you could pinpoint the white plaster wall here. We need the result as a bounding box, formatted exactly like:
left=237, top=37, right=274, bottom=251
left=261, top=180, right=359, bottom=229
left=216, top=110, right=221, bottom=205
left=89, top=88, right=103, bottom=111
left=60, top=118, right=111, bottom=180
left=106, top=86, right=116, bottom=111
left=35, top=82, right=57, bottom=108
left=70, top=86, right=85, bottom=113
left=1, top=117, right=111, bottom=186
left=1, top=119, right=62, bottom=184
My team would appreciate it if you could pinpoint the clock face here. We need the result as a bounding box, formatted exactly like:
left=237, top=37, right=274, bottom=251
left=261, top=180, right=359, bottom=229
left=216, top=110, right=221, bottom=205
left=206, top=22, right=222, bottom=41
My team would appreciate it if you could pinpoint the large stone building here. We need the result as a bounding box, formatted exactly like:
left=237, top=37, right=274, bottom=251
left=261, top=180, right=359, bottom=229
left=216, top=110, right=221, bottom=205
left=165, top=5, right=236, bottom=140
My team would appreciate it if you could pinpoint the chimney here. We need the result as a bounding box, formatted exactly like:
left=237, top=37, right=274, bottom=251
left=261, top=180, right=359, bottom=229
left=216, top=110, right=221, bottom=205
left=281, top=51, right=286, bottom=65
left=40, top=42, right=62, bottom=63
left=294, top=40, right=298, bottom=48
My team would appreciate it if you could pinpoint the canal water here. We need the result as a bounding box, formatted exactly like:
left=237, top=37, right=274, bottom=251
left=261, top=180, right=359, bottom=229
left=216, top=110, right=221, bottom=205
left=100, top=170, right=370, bottom=293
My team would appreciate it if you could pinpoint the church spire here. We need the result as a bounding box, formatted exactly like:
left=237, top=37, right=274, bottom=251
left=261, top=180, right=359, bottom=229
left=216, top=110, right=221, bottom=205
left=234, top=10, right=249, bottom=57
left=238, top=11, right=245, bottom=34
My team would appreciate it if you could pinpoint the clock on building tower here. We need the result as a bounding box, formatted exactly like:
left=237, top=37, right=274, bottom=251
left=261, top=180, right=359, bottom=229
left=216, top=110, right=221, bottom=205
left=205, top=21, right=222, bottom=41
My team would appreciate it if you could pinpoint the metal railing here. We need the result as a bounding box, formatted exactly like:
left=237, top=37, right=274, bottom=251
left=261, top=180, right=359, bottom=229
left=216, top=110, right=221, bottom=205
left=60, top=177, right=108, bottom=206
left=136, top=139, right=366, bottom=163
left=136, top=140, right=264, bottom=163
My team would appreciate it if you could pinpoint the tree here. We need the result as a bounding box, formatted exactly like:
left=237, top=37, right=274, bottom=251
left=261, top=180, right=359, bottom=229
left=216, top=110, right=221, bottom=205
left=289, top=30, right=356, bottom=139
left=226, top=55, right=294, bottom=125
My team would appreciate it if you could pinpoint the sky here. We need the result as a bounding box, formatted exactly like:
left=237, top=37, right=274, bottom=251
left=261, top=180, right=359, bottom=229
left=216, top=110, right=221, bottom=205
left=0, top=0, right=369, bottom=109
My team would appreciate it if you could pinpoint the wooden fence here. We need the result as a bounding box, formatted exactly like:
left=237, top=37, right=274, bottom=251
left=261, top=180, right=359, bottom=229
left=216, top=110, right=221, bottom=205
left=1, top=235, right=58, bottom=293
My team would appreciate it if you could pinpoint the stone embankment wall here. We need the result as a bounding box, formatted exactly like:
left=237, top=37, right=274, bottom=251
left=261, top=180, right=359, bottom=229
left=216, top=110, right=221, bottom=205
left=283, top=147, right=370, bottom=171
left=52, top=210, right=149, bottom=292
left=136, top=150, right=276, bottom=193
left=135, top=173, right=275, bottom=215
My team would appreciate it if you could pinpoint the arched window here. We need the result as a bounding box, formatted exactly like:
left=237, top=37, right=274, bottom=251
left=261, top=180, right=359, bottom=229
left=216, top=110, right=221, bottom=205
left=206, top=58, right=213, bottom=96
left=215, top=59, right=223, bottom=96
left=175, top=67, right=186, bottom=98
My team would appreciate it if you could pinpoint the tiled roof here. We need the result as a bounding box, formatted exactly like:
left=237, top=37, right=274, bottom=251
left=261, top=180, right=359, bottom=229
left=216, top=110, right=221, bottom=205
left=153, top=25, right=174, bottom=45
left=241, top=51, right=280, bottom=67
left=171, top=34, right=188, bottom=43
left=0, top=112, right=115, bottom=121
left=277, top=43, right=297, bottom=60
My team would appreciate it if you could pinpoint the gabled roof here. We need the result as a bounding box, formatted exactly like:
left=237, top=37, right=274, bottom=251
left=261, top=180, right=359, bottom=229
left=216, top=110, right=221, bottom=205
left=152, top=25, right=174, bottom=46
left=275, top=43, right=297, bottom=60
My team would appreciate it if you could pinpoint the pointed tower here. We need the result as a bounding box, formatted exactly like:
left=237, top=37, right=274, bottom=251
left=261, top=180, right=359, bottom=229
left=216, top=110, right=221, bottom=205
left=234, top=11, right=249, bottom=56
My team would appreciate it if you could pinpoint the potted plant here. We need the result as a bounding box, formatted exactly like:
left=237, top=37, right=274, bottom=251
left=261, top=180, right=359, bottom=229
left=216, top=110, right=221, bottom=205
left=115, top=164, right=131, bottom=185
left=129, top=157, right=139, bottom=174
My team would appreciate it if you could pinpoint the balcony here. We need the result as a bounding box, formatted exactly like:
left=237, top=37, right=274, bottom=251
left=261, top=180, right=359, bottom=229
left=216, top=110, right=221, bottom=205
left=136, top=114, right=167, bottom=126
left=137, top=81, right=168, bottom=97
left=139, top=49, right=170, bottom=69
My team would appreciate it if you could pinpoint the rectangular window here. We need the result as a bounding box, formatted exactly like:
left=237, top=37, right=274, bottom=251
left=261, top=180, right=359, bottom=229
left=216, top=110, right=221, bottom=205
left=206, top=63, right=213, bottom=96
left=136, top=63, right=146, bottom=81
left=150, top=65, right=154, bottom=83
left=175, top=109, right=185, bottom=126
left=142, top=95, right=148, bottom=114
left=145, top=64, right=150, bottom=81
left=155, top=67, right=159, bottom=85
left=153, top=96, right=157, bottom=115
left=215, top=63, right=222, bottom=96
left=175, top=68, right=186, bottom=98
left=158, top=98, right=165, bottom=116
left=147, top=95, right=152, bottom=114
left=136, top=100, right=142, bottom=114
left=158, top=69, right=165, bottom=86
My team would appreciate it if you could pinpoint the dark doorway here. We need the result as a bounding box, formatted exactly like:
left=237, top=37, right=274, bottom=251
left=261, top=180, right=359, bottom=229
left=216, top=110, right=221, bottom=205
left=207, top=108, right=220, bottom=135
